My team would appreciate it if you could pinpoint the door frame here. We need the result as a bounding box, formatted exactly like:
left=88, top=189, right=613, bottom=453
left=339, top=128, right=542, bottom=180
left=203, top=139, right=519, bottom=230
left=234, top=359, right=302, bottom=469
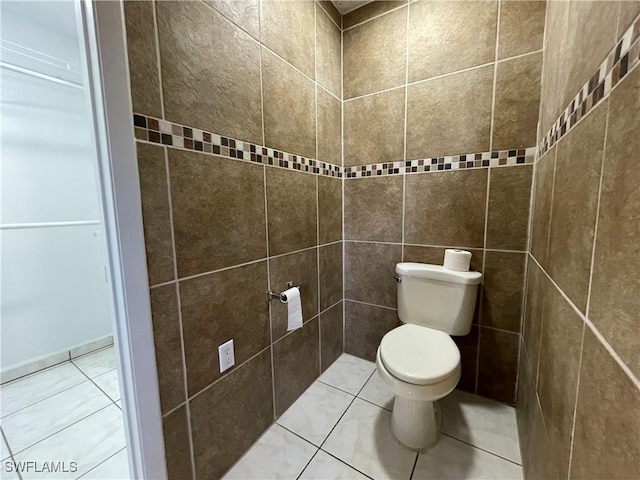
left=77, top=1, right=166, bottom=478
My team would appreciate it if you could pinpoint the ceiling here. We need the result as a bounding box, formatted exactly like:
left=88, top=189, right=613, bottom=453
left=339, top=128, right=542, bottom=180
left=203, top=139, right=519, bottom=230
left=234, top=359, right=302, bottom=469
left=331, top=0, right=374, bottom=15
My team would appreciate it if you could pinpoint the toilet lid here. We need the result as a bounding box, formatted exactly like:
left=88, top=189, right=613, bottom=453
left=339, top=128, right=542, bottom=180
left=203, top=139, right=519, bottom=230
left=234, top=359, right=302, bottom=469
left=380, top=324, right=460, bottom=386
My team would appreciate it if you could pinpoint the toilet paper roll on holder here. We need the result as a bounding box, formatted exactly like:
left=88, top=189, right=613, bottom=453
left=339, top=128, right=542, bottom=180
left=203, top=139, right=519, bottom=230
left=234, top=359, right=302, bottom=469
left=267, top=281, right=300, bottom=303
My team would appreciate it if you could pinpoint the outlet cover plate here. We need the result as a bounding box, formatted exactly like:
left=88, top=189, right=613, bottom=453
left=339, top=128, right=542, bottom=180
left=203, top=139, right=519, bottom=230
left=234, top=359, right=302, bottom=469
left=218, top=339, right=235, bottom=373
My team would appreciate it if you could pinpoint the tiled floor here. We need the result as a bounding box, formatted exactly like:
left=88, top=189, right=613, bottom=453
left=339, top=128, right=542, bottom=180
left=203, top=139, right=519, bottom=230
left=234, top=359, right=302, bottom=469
left=0, top=346, right=130, bottom=479
left=225, top=353, right=523, bottom=480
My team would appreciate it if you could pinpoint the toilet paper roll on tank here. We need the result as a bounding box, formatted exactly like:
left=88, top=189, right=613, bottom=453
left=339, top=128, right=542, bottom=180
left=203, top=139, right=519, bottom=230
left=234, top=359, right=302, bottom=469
left=443, top=249, right=472, bottom=272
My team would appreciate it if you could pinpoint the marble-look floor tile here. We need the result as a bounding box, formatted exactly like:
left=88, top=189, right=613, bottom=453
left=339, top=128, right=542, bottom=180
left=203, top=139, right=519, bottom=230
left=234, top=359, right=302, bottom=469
left=79, top=448, right=130, bottom=479
left=358, top=371, right=394, bottom=411
left=2, top=381, right=111, bottom=455
left=223, top=424, right=317, bottom=479
left=277, top=381, right=353, bottom=446
left=0, top=464, right=21, bottom=479
left=318, top=354, right=375, bottom=395
left=299, top=450, right=368, bottom=479
left=440, top=389, right=521, bottom=464
left=72, top=347, right=117, bottom=378
left=92, top=369, right=121, bottom=402
left=1, top=363, right=86, bottom=417
left=1, top=430, right=10, bottom=460
left=323, top=398, right=417, bottom=480
left=413, top=434, right=522, bottom=479
left=14, top=405, right=126, bottom=479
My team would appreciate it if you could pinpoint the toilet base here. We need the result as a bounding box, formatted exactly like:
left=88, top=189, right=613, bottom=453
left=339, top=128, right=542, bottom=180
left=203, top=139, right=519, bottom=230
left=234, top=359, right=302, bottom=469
left=391, top=397, right=439, bottom=451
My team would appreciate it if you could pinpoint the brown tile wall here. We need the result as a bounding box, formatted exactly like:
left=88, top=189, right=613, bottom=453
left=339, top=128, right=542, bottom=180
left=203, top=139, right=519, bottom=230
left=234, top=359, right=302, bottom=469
left=124, top=1, right=343, bottom=478
left=519, top=4, right=640, bottom=479
left=344, top=165, right=532, bottom=406
left=342, top=0, right=543, bottom=406
left=343, top=0, right=545, bottom=165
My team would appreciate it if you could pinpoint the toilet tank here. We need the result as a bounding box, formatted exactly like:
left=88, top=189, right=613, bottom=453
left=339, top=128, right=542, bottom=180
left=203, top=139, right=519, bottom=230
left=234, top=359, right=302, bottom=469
left=396, top=263, right=482, bottom=335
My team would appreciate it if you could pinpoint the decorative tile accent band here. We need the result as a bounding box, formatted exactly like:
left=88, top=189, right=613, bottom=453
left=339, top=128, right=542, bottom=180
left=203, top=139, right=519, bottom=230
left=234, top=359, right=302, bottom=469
left=343, top=148, right=536, bottom=178
left=133, top=114, right=343, bottom=178
left=539, top=14, right=640, bottom=157
left=132, top=114, right=535, bottom=180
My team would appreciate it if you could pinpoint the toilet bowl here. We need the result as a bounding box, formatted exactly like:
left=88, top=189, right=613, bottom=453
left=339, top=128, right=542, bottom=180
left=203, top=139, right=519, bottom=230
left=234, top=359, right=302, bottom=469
left=376, top=262, right=481, bottom=451
left=376, top=323, right=460, bottom=450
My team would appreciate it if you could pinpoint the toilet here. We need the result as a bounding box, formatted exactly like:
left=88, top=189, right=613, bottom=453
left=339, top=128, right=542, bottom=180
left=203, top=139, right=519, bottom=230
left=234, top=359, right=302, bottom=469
left=376, top=262, right=482, bottom=451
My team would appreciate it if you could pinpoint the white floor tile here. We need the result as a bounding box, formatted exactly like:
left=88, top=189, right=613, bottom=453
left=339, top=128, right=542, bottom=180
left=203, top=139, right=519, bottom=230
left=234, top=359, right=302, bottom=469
left=72, top=347, right=117, bottom=378
left=358, top=371, right=395, bottom=411
left=1, top=431, right=10, bottom=461
left=223, top=424, right=317, bottom=480
left=413, top=435, right=523, bottom=479
left=318, top=354, right=375, bottom=395
left=2, top=381, right=112, bottom=455
left=92, top=369, right=121, bottom=402
left=14, top=405, right=126, bottom=480
left=323, top=398, right=417, bottom=480
left=440, top=390, right=521, bottom=464
left=0, top=463, right=21, bottom=479
left=299, top=450, right=368, bottom=480
left=79, top=448, right=130, bottom=479
left=277, top=382, right=353, bottom=447
left=1, top=363, right=86, bottom=417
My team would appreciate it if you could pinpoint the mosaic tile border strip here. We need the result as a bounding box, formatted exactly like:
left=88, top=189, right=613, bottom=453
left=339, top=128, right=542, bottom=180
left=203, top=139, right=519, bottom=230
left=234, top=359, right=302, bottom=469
left=133, top=114, right=343, bottom=178
left=539, top=14, right=640, bottom=157
left=343, top=148, right=535, bottom=178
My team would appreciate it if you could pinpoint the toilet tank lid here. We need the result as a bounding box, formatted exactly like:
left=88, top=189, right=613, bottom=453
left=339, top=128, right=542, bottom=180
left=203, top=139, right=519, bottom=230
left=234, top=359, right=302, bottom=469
left=396, top=263, right=482, bottom=285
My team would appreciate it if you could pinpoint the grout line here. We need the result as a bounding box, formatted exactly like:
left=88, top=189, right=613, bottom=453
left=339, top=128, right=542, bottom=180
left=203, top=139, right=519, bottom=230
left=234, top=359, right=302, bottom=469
left=439, top=432, right=523, bottom=467
left=342, top=83, right=406, bottom=103
left=314, top=5, right=322, bottom=377
left=316, top=0, right=341, bottom=31
left=263, top=164, right=277, bottom=421
left=162, top=145, right=196, bottom=480
left=199, top=0, right=342, bottom=104
left=534, top=0, right=551, bottom=148
left=187, top=344, right=272, bottom=404
left=409, top=451, right=419, bottom=479
left=1, top=427, right=23, bottom=480
left=149, top=242, right=341, bottom=289
left=566, top=321, right=587, bottom=478
left=319, top=450, right=375, bottom=480
left=76, top=446, right=127, bottom=480
left=68, top=359, right=119, bottom=411
left=295, top=448, right=320, bottom=480
left=475, top=163, right=492, bottom=393
left=318, top=369, right=376, bottom=451
left=8, top=398, right=114, bottom=457
left=342, top=2, right=409, bottom=32
left=528, top=253, right=640, bottom=390
left=401, top=3, right=409, bottom=262
left=489, top=0, right=501, bottom=152
left=341, top=17, right=346, bottom=354
left=542, top=146, right=558, bottom=270
left=477, top=324, right=521, bottom=336
left=344, top=298, right=397, bottom=311
left=344, top=58, right=499, bottom=104
left=584, top=98, right=611, bottom=318
left=151, top=0, right=165, bottom=119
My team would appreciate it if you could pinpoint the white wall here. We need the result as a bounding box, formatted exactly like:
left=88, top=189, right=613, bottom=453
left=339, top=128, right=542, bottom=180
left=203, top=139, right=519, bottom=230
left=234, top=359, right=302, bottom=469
left=1, top=2, right=113, bottom=370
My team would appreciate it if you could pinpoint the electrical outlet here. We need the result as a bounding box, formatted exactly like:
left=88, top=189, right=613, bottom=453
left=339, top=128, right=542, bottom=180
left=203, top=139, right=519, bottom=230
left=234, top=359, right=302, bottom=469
left=218, top=339, right=235, bottom=373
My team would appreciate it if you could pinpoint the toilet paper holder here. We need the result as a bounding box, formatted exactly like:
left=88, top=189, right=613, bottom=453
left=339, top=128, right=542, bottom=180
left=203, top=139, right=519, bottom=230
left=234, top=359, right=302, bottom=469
left=267, top=281, right=300, bottom=303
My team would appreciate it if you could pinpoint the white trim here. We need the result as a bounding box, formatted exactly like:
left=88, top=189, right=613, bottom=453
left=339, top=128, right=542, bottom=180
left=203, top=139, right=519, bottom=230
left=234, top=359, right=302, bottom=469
left=80, top=1, right=166, bottom=478
left=0, top=220, right=100, bottom=230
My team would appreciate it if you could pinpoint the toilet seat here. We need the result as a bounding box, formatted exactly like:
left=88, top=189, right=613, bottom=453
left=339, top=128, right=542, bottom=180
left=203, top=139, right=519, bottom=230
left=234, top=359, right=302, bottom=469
left=379, top=324, right=460, bottom=386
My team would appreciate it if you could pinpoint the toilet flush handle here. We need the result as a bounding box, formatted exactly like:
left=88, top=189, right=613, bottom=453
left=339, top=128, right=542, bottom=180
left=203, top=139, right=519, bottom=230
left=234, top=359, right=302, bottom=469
left=394, top=275, right=401, bottom=283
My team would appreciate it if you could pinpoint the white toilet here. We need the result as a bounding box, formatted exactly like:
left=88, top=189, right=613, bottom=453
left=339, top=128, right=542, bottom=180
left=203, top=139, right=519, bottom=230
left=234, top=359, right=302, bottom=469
left=376, top=262, right=482, bottom=451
